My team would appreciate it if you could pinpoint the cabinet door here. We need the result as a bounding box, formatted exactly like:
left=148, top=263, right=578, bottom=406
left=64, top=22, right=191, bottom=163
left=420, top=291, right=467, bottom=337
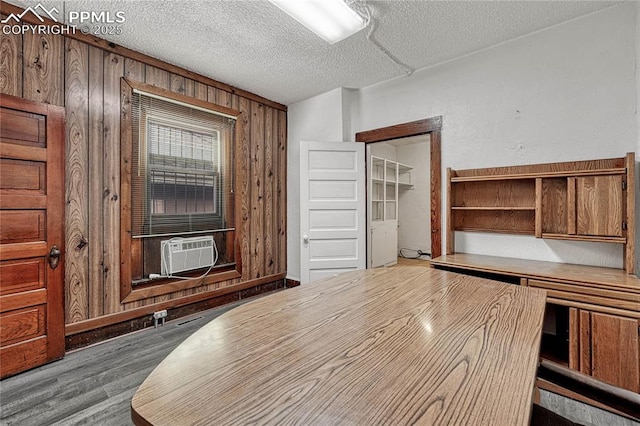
left=575, top=175, right=623, bottom=237
left=590, top=312, right=639, bottom=393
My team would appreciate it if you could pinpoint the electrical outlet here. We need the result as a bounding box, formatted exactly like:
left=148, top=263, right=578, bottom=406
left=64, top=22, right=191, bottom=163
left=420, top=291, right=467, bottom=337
left=153, top=310, right=168, bottom=320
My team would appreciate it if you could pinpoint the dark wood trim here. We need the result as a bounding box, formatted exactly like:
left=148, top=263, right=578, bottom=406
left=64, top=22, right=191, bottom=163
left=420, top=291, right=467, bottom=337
left=286, top=278, right=301, bottom=288
left=66, top=272, right=286, bottom=336
left=0, top=2, right=287, bottom=112
left=66, top=277, right=287, bottom=351
left=355, top=116, right=443, bottom=259
left=123, top=78, right=241, bottom=118
left=430, top=130, right=442, bottom=258
left=538, top=359, right=640, bottom=420
left=355, top=117, right=442, bottom=143
left=121, top=270, right=242, bottom=303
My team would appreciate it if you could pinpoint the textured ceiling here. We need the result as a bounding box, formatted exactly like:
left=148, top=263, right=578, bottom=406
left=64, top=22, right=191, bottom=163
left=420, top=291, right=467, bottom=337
left=5, top=0, right=622, bottom=105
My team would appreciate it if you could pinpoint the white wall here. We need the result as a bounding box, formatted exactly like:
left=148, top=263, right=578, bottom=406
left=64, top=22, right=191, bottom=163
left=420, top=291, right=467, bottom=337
left=350, top=3, right=636, bottom=268
left=369, top=142, right=397, bottom=161
left=288, top=3, right=638, bottom=279
left=397, top=140, right=431, bottom=254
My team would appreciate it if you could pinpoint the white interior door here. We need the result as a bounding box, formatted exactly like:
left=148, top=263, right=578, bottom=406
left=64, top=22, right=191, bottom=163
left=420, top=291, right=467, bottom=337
left=300, top=141, right=365, bottom=284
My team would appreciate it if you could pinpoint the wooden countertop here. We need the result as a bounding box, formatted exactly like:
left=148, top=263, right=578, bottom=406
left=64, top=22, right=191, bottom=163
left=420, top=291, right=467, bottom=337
left=431, top=253, right=640, bottom=295
left=131, top=267, right=547, bottom=426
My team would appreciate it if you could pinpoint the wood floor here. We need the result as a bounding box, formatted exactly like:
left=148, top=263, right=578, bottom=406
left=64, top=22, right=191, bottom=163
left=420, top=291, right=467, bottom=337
left=0, top=282, right=637, bottom=426
left=0, top=297, right=254, bottom=426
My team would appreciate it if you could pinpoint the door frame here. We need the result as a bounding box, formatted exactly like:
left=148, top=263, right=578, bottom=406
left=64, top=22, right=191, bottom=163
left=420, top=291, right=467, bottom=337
left=355, top=116, right=442, bottom=260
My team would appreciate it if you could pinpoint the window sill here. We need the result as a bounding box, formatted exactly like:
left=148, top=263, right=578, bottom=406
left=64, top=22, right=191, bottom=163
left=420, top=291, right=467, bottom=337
left=121, top=269, right=241, bottom=304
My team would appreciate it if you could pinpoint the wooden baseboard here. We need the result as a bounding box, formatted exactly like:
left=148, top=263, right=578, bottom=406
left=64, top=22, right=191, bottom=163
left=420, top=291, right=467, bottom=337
left=65, top=276, right=286, bottom=351
left=286, top=278, right=300, bottom=288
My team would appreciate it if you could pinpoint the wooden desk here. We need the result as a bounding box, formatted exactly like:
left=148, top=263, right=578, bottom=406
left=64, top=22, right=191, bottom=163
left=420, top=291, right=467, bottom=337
left=131, top=267, right=546, bottom=425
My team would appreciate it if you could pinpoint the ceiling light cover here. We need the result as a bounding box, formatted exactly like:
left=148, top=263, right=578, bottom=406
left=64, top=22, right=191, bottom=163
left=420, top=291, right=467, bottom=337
left=269, top=0, right=366, bottom=44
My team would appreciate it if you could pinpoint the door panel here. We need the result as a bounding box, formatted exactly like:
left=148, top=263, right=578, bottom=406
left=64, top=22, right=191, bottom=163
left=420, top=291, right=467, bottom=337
left=300, top=142, right=365, bottom=284
left=0, top=94, right=65, bottom=378
left=590, top=312, right=639, bottom=393
left=575, top=175, right=623, bottom=237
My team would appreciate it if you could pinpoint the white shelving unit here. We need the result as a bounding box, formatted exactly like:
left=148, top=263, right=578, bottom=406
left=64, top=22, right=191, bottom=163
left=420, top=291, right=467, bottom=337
left=369, top=155, right=413, bottom=267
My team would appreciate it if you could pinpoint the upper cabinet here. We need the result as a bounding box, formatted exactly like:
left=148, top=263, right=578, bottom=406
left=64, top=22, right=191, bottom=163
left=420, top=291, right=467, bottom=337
left=447, top=153, right=635, bottom=273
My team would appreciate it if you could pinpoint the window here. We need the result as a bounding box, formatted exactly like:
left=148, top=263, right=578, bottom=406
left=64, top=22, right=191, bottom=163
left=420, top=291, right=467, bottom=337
left=121, top=79, right=241, bottom=301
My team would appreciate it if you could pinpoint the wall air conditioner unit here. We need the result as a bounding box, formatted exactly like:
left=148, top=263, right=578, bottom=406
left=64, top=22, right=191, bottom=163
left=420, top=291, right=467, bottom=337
left=161, top=236, right=215, bottom=276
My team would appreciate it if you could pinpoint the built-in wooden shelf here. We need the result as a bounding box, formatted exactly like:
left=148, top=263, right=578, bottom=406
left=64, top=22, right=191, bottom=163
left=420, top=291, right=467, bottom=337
left=446, top=153, right=635, bottom=273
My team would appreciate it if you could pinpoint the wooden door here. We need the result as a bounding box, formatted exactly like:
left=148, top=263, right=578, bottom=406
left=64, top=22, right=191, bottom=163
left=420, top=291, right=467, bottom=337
left=575, top=175, right=623, bottom=237
left=0, top=94, right=65, bottom=378
left=590, top=311, right=639, bottom=393
left=300, top=141, right=365, bottom=284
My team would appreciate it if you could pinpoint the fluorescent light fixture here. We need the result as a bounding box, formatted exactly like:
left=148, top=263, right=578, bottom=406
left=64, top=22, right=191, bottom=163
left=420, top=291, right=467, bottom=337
left=269, top=0, right=366, bottom=44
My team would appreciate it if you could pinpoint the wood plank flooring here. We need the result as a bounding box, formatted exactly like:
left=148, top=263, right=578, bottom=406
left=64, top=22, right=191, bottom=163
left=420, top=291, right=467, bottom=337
left=0, top=297, right=253, bottom=426
left=0, top=283, right=637, bottom=426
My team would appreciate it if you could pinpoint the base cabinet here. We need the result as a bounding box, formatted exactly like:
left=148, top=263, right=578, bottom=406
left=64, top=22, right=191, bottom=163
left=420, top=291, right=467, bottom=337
left=569, top=308, right=640, bottom=393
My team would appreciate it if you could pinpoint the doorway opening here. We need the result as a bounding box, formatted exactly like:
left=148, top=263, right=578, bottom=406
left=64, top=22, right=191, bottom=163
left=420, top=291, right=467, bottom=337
left=356, top=117, right=442, bottom=267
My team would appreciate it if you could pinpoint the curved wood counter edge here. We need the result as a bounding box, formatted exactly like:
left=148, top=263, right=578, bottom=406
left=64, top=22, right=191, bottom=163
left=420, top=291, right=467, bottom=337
left=131, top=266, right=547, bottom=426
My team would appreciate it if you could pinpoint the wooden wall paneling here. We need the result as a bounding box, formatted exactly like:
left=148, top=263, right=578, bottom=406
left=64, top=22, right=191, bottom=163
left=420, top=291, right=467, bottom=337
left=122, top=59, right=145, bottom=305
left=277, top=110, right=286, bottom=273
left=183, top=78, right=195, bottom=98
left=0, top=14, right=22, bottom=97
left=193, top=82, right=208, bottom=101
left=22, top=32, right=63, bottom=106
left=170, top=73, right=186, bottom=94
left=264, top=107, right=274, bottom=275
left=216, top=90, right=231, bottom=109
left=64, top=38, right=90, bottom=323
left=250, top=101, right=265, bottom=279
left=238, top=98, right=251, bottom=280
left=86, top=46, right=106, bottom=319
left=103, top=52, right=124, bottom=314
left=207, top=86, right=217, bottom=104
left=124, top=58, right=145, bottom=82
left=144, top=65, right=169, bottom=89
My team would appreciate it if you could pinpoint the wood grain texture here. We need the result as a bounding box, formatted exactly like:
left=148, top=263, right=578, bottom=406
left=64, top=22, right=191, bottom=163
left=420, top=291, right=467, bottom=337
left=64, top=38, right=90, bottom=323
left=0, top=14, right=22, bottom=97
left=238, top=98, right=251, bottom=281
left=144, top=65, right=169, bottom=90
left=431, top=253, right=640, bottom=294
left=355, top=116, right=442, bottom=143
left=277, top=110, right=287, bottom=274
left=23, top=32, right=63, bottom=106
left=576, top=175, right=623, bottom=237
left=430, top=130, right=442, bottom=258
left=541, top=177, right=567, bottom=234
left=452, top=157, right=626, bottom=180
left=88, top=46, right=105, bottom=318
left=264, top=107, right=274, bottom=276
left=0, top=95, right=66, bottom=378
left=132, top=267, right=547, bottom=426
left=590, top=312, right=639, bottom=393
left=250, top=102, right=265, bottom=279
left=624, top=153, right=635, bottom=273
left=103, top=52, right=124, bottom=314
